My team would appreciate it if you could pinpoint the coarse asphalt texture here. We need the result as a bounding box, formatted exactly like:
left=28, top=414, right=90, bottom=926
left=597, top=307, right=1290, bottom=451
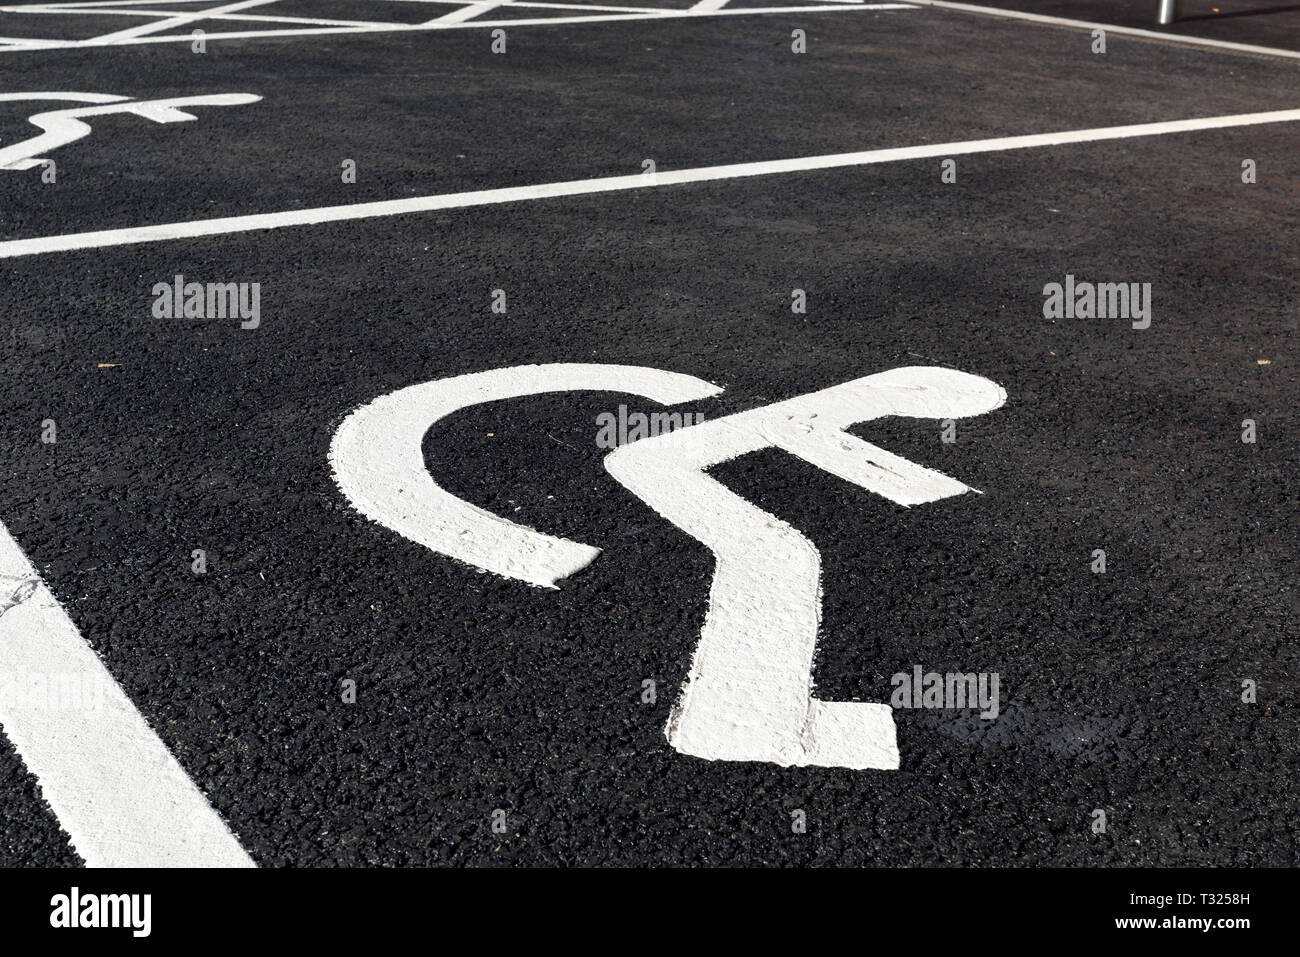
left=0, top=0, right=1297, bottom=866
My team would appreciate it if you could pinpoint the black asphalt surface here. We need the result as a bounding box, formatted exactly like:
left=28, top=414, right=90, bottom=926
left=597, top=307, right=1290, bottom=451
left=0, top=1, right=1297, bottom=867
left=964, top=0, right=1300, bottom=51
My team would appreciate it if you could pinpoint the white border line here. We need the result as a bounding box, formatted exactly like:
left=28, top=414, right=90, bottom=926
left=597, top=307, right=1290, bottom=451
left=2, top=107, right=1297, bottom=259
left=2, top=0, right=1297, bottom=58
left=906, top=0, right=1300, bottom=61
left=0, top=4, right=917, bottom=51
left=88, top=0, right=276, bottom=41
left=5, top=6, right=412, bottom=29
left=1, top=0, right=1296, bottom=58
left=0, top=520, right=254, bottom=867
left=432, top=0, right=519, bottom=24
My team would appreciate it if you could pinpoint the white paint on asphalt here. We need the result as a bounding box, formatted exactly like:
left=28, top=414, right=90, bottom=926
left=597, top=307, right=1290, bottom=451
left=431, top=0, right=518, bottom=24
left=5, top=0, right=1296, bottom=61
left=0, top=91, right=128, bottom=105
left=88, top=0, right=277, bottom=42
left=1, top=107, right=1296, bottom=258
left=0, top=3, right=917, bottom=51
left=401, top=0, right=736, bottom=11
left=333, top=363, right=1005, bottom=770
left=0, top=34, right=69, bottom=48
left=908, top=0, right=1300, bottom=62
left=330, top=363, right=723, bottom=588
left=0, top=92, right=261, bottom=171
left=606, top=366, right=1006, bottom=768
left=42, top=5, right=406, bottom=30
left=0, top=521, right=254, bottom=867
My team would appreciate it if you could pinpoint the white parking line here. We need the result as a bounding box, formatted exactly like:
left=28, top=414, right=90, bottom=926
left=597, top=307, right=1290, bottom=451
left=431, top=0, right=517, bottom=23
left=1, top=107, right=1296, bottom=259
left=404, top=0, right=680, bottom=9
left=0, top=3, right=916, bottom=50
left=15, top=7, right=413, bottom=29
left=88, top=0, right=276, bottom=42
left=0, top=34, right=68, bottom=47
left=0, top=521, right=254, bottom=867
left=4, top=0, right=1297, bottom=59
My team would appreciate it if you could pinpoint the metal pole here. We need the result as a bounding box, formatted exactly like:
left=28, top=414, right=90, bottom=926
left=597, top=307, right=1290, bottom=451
left=1157, top=0, right=1179, bottom=24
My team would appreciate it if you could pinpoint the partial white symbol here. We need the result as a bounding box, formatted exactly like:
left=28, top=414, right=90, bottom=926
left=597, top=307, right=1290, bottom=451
left=0, top=92, right=261, bottom=170
left=606, top=366, right=1006, bottom=768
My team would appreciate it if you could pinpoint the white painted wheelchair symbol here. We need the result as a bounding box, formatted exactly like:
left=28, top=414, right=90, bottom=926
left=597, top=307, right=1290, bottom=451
left=0, top=92, right=260, bottom=171
left=331, top=364, right=1007, bottom=770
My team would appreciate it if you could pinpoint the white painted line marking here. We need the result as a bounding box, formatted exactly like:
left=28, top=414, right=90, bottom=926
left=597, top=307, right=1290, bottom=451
left=0, top=521, right=254, bottom=867
left=2, top=107, right=1296, bottom=259
left=391, top=0, right=672, bottom=5
left=907, top=0, right=1300, bottom=61
left=431, top=0, right=517, bottom=24
left=4, top=4, right=413, bottom=29
left=0, top=35, right=68, bottom=47
left=87, top=0, right=276, bottom=41
left=9, top=0, right=1298, bottom=59
left=0, top=3, right=917, bottom=51
left=17, top=0, right=223, bottom=7
left=2, top=0, right=662, bottom=19
left=331, top=364, right=723, bottom=589
left=606, top=366, right=1006, bottom=768
left=49, top=0, right=691, bottom=10
left=0, top=91, right=129, bottom=104
left=421, top=0, right=683, bottom=12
